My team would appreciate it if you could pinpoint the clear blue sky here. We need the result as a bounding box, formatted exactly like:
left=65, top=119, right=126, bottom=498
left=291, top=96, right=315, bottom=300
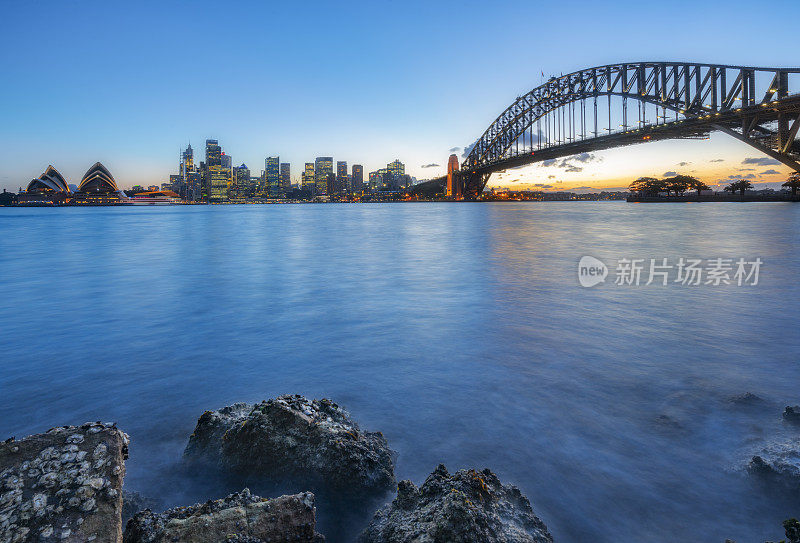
left=1, top=0, right=799, bottom=191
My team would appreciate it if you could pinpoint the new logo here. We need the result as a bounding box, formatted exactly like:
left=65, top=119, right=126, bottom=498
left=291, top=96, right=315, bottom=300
left=578, top=256, right=608, bottom=287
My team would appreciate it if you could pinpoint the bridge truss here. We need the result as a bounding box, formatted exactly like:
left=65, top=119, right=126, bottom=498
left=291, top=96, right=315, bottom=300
left=460, top=62, right=800, bottom=198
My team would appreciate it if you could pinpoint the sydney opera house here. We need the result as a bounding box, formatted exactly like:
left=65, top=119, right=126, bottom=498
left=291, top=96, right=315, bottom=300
left=18, top=162, right=129, bottom=205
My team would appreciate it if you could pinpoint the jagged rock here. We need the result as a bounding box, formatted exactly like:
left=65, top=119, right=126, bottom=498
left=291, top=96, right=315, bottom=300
left=184, top=395, right=396, bottom=496
left=122, top=490, right=160, bottom=524
left=360, top=464, right=553, bottom=543
left=0, top=422, right=129, bottom=543
left=783, top=406, right=800, bottom=425
left=123, top=488, right=324, bottom=543
left=747, top=438, right=800, bottom=491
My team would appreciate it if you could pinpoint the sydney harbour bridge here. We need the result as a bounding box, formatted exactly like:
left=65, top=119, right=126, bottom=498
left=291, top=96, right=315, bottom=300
left=447, top=62, right=800, bottom=199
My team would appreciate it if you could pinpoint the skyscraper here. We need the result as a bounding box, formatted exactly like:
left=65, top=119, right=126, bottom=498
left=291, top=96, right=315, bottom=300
left=233, top=163, right=250, bottom=198
left=181, top=144, right=194, bottom=177
left=206, top=139, right=229, bottom=203
left=280, top=163, right=291, bottom=191
left=336, top=161, right=348, bottom=195
left=314, top=157, right=333, bottom=196
left=265, top=156, right=280, bottom=197
left=351, top=164, right=364, bottom=193
left=302, top=162, right=315, bottom=193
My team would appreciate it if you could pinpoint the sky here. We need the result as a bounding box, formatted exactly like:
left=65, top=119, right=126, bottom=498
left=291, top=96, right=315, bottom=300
left=1, top=0, right=799, bottom=192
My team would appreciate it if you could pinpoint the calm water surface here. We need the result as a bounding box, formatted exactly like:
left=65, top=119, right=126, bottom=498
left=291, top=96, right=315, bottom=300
left=1, top=202, right=799, bottom=542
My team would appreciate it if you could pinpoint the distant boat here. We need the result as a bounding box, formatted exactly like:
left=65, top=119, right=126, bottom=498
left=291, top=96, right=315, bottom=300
left=129, top=190, right=183, bottom=205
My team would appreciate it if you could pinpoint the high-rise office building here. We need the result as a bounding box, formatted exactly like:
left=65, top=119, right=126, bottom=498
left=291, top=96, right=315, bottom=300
left=387, top=159, right=405, bottom=179
left=206, top=140, right=229, bottom=202
left=314, top=157, right=333, bottom=196
left=205, top=140, right=221, bottom=166
left=181, top=144, right=194, bottom=176
left=233, top=163, right=250, bottom=198
left=302, top=162, right=315, bottom=193
left=351, top=164, right=364, bottom=193
left=221, top=153, right=232, bottom=169
left=336, top=161, right=348, bottom=195
left=265, top=157, right=281, bottom=197
left=280, top=163, right=291, bottom=191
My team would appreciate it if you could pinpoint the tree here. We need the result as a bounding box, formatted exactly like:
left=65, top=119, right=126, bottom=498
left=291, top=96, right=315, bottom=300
left=724, top=180, right=753, bottom=196
left=782, top=172, right=800, bottom=197
left=663, top=175, right=700, bottom=196
left=629, top=177, right=668, bottom=196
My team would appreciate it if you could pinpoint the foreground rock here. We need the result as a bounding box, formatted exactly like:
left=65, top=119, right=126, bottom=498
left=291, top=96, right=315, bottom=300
left=123, top=488, right=323, bottom=542
left=746, top=438, right=800, bottom=491
left=184, top=395, right=395, bottom=496
left=360, top=464, right=553, bottom=543
left=783, top=406, right=800, bottom=426
left=0, top=422, right=129, bottom=543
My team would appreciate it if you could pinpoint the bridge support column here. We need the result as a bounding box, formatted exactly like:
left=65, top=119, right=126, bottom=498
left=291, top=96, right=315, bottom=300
left=461, top=171, right=490, bottom=200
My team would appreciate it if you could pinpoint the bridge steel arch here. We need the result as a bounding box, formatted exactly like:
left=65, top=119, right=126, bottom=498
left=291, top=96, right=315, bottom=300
left=460, top=62, right=800, bottom=198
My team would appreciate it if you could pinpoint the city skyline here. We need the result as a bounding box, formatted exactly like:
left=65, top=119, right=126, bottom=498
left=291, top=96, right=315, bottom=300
left=2, top=0, right=800, bottom=193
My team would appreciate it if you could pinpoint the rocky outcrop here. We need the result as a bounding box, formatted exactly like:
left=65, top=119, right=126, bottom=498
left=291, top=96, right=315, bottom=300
left=123, top=488, right=323, bottom=543
left=360, top=464, right=553, bottom=543
left=184, top=395, right=395, bottom=496
left=747, top=438, right=800, bottom=491
left=122, top=490, right=160, bottom=525
left=783, top=406, right=800, bottom=425
left=0, top=422, right=129, bottom=543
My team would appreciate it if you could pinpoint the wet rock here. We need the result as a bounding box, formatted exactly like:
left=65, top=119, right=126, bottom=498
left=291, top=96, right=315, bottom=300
left=123, top=488, right=324, bottom=543
left=783, top=406, right=800, bottom=426
left=727, top=392, right=764, bottom=406
left=0, top=422, right=128, bottom=543
left=122, top=490, right=160, bottom=524
left=360, top=464, right=553, bottom=543
left=746, top=438, right=800, bottom=491
left=184, top=395, right=395, bottom=497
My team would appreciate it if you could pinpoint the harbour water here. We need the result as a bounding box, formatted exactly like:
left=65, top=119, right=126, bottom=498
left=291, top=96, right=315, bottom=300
left=1, top=202, right=799, bottom=542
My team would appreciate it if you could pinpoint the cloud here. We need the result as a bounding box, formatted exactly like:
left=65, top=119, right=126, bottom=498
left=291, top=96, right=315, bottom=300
left=573, top=186, right=594, bottom=190
left=662, top=171, right=677, bottom=177
left=710, top=158, right=724, bottom=163
left=448, top=147, right=460, bottom=153
left=760, top=169, right=781, bottom=175
left=533, top=183, right=553, bottom=188
left=571, top=152, right=597, bottom=163
left=678, top=161, right=690, bottom=166
left=547, top=175, right=556, bottom=179
left=542, top=159, right=557, bottom=167
left=420, top=163, right=439, bottom=168
left=564, top=166, right=583, bottom=173
left=461, top=142, right=476, bottom=158
left=742, top=157, right=781, bottom=166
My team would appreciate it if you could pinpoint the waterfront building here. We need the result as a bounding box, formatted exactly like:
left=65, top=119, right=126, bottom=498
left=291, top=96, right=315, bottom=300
left=302, top=162, right=315, bottom=193
left=351, top=164, right=364, bottom=193
left=265, top=156, right=281, bottom=198
left=326, top=172, right=336, bottom=196
left=18, top=165, right=72, bottom=205
left=447, top=153, right=461, bottom=198
left=315, top=157, right=333, bottom=196
left=71, top=162, right=127, bottom=205
left=280, top=163, right=291, bottom=192
left=130, top=190, right=182, bottom=205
